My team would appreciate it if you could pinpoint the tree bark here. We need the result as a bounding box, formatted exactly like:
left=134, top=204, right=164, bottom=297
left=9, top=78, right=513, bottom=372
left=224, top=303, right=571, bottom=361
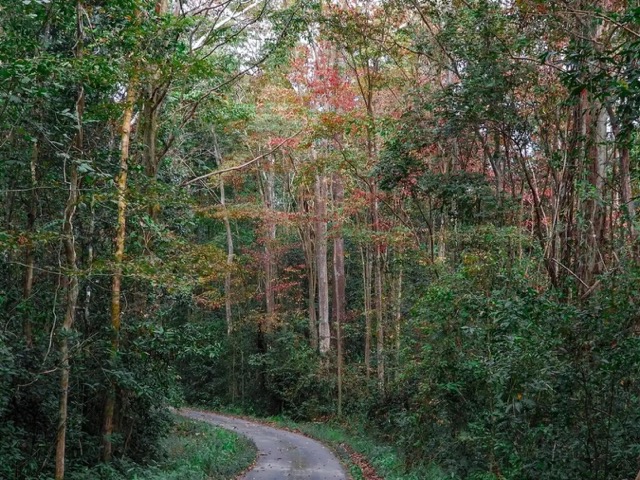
left=394, top=266, right=402, bottom=380
left=372, top=186, right=384, bottom=389
left=579, top=99, right=608, bottom=290
left=23, top=141, right=38, bottom=348
left=103, top=75, right=137, bottom=463
left=316, top=174, right=330, bottom=355
left=261, top=157, right=277, bottom=317
left=222, top=178, right=234, bottom=336
left=332, top=175, right=345, bottom=415
left=360, top=242, right=373, bottom=377
left=55, top=5, right=83, bottom=476
left=213, top=133, right=234, bottom=337
left=83, top=195, right=95, bottom=333
left=299, top=192, right=318, bottom=350
left=141, top=0, right=169, bottom=179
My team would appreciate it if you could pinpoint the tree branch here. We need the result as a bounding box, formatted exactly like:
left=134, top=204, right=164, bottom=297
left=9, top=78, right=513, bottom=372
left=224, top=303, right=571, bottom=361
left=182, top=128, right=304, bottom=186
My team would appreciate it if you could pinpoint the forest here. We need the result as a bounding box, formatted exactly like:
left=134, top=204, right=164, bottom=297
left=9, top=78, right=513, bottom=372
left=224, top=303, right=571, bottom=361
left=1, top=0, right=640, bottom=479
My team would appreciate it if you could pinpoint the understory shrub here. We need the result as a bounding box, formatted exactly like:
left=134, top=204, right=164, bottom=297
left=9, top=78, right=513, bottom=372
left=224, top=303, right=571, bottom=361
left=373, top=269, right=640, bottom=480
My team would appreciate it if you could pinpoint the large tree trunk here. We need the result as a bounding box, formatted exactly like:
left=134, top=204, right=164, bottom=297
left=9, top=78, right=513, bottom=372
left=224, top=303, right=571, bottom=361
left=578, top=98, right=608, bottom=291
left=103, top=76, right=137, bottom=463
left=571, top=5, right=610, bottom=294
left=55, top=6, right=83, bottom=476
left=316, top=174, right=330, bottom=355
left=332, top=175, right=345, bottom=415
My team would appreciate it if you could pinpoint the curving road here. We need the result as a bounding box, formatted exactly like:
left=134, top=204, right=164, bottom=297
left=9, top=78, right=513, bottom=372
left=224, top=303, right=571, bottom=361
left=179, top=408, right=348, bottom=480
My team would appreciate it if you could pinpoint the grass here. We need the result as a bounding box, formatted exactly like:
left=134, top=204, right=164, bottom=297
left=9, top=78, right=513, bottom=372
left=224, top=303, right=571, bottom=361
left=142, top=416, right=257, bottom=480
left=68, top=415, right=256, bottom=480
left=267, top=416, right=450, bottom=480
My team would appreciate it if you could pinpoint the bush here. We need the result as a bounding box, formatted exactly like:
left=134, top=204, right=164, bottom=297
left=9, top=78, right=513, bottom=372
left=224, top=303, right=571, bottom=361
left=374, top=268, right=640, bottom=480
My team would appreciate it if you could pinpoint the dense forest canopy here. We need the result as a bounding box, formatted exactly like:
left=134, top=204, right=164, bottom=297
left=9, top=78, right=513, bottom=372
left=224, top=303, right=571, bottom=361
left=1, top=0, right=640, bottom=479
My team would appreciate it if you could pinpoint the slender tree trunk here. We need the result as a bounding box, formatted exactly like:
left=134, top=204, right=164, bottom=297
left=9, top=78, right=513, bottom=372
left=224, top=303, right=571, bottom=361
left=300, top=194, right=318, bottom=350
left=103, top=75, right=137, bottom=463
left=372, top=186, right=384, bottom=389
left=219, top=171, right=235, bottom=399
left=609, top=109, right=635, bottom=239
left=139, top=0, right=169, bottom=263
left=438, top=210, right=446, bottom=261
left=262, top=158, right=276, bottom=317
left=332, top=175, right=345, bottom=415
left=394, top=266, right=402, bottom=380
left=23, top=141, right=38, bottom=347
left=361, top=243, right=373, bottom=377
left=213, top=134, right=234, bottom=337
left=55, top=6, right=83, bottom=476
left=221, top=179, right=234, bottom=336
left=141, top=0, right=169, bottom=180
left=83, top=195, right=95, bottom=334
left=55, top=163, right=80, bottom=480
left=316, top=174, right=330, bottom=355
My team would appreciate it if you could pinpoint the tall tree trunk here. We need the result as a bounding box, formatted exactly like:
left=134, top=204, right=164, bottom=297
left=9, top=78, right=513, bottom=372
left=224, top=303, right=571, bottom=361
left=224, top=194, right=236, bottom=401
left=619, top=145, right=634, bottom=235
left=141, top=0, right=169, bottom=179
left=140, top=0, right=169, bottom=259
left=55, top=155, right=81, bottom=480
left=332, top=175, right=345, bottom=415
left=300, top=193, right=318, bottom=350
left=213, top=134, right=234, bottom=337
left=23, top=141, right=38, bottom=347
left=55, top=5, right=83, bottom=476
left=316, top=174, right=330, bottom=355
left=394, top=266, right=402, bottom=381
left=222, top=178, right=234, bottom=336
left=103, top=76, right=137, bottom=463
left=360, top=242, right=372, bottom=377
left=607, top=104, right=635, bottom=240
left=570, top=5, right=609, bottom=293
left=372, top=186, right=384, bottom=389
left=261, top=157, right=276, bottom=317
left=579, top=100, right=608, bottom=290
left=83, top=195, right=95, bottom=334
left=218, top=165, right=235, bottom=399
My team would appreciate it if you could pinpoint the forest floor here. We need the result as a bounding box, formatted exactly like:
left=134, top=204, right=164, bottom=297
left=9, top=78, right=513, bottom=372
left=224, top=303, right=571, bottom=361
left=178, top=408, right=348, bottom=480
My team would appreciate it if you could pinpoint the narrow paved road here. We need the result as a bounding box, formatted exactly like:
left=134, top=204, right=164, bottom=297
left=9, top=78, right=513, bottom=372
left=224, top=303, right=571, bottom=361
left=179, top=408, right=348, bottom=480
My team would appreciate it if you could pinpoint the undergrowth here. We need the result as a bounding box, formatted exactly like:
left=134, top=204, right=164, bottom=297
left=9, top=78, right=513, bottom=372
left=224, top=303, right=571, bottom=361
left=268, top=416, right=451, bottom=480
left=68, top=415, right=256, bottom=480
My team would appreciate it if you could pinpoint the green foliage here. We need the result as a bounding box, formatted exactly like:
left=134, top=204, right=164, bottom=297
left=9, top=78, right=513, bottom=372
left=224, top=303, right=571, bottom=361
left=271, top=416, right=445, bottom=480
left=2, top=1, right=640, bottom=480
left=372, top=266, right=640, bottom=480
left=66, top=416, right=256, bottom=480
left=257, top=325, right=335, bottom=418
left=150, top=417, right=256, bottom=480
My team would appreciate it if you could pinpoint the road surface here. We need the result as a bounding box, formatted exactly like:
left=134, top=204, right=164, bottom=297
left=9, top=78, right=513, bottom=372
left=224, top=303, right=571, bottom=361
left=179, top=408, right=348, bottom=480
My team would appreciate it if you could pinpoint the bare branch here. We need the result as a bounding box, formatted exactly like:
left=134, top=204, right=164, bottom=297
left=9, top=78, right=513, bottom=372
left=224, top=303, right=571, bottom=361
left=182, top=128, right=304, bottom=185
